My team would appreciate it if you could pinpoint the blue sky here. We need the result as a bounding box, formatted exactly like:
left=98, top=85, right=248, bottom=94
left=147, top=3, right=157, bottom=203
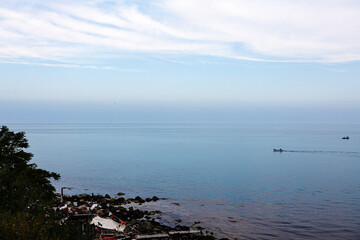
left=1, top=0, right=360, bottom=123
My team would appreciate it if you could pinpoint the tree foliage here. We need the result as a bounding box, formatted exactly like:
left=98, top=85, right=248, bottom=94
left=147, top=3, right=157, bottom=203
left=0, top=126, right=93, bottom=239
left=0, top=126, right=60, bottom=212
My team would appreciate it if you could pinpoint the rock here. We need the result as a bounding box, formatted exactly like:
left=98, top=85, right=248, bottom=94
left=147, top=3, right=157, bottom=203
left=118, top=211, right=129, bottom=220
left=137, top=221, right=152, bottom=233
left=132, top=209, right=145, bottom=219
left=77, top=193, right=90, bottom=199
left=174, top=225, right=189, bottom=231
left=117, top=192, right=125, bottom=196
left=153, top=227, right=162, bottom=232
left=152, top=196, right=159, bottom=202
left=135, top=196, right=145, bottom=203
left=95, top=194, right=104, bottom=199
left=105, top=194, right=110, bottom=198
left=115, top=197, right=125, bottom=204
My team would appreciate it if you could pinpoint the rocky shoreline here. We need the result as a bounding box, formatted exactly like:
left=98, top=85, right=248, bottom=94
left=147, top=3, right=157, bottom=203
left=55, top=193, right=226, bottom=240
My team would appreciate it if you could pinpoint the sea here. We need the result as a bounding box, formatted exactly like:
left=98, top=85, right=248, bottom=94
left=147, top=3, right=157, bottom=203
left=6, top=123, right=360, bottom=239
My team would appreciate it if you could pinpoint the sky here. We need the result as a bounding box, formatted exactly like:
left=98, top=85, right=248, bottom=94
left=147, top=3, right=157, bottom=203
left=1, top=0, right=360, bottom=123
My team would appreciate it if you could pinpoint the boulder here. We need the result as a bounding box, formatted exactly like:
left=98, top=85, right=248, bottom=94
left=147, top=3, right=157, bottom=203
left=135, top=196, right=145, bottom=203
left=137, top=221, right=152, bottom=233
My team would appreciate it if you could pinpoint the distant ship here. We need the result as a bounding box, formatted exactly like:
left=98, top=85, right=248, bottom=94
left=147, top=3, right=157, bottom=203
left=273, top=148, right=283, bottom=152
left=342, top=136, right=350, bottom=140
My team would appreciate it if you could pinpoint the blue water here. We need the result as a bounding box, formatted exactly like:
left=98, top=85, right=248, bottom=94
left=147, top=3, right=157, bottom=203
left=6, top=123, right=360, bottom=239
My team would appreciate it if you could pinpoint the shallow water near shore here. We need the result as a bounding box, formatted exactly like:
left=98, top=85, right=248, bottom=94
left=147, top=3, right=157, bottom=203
left=7, top=123, right=360, bottom=239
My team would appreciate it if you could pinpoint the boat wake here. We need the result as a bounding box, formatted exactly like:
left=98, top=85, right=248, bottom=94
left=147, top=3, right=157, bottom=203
left=282, top=150, right=360, bottom=158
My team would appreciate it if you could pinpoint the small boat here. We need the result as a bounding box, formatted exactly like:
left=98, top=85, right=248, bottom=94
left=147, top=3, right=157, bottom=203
left=273, top=148, right=283, bottom=152
left=342, top=136, right=350, bottom=140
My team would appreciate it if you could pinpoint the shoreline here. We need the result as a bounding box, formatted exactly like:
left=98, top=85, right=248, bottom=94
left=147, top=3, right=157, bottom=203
left=56, top=192, right=224, bottom=239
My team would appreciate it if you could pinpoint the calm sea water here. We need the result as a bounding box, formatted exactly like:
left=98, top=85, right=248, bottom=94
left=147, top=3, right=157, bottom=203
left=6, top=123, right=360, bottom=239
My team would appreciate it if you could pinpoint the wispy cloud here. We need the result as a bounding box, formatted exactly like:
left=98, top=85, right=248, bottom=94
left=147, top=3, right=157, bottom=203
left=0, top=0, right=360, bottom=65
left=0, top=60, right=140, bottom=71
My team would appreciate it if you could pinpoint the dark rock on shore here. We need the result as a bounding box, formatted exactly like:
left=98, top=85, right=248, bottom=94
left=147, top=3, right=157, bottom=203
left=56, top=192, right=217, bottom=239
left=135, top=196, right=146, bottom=203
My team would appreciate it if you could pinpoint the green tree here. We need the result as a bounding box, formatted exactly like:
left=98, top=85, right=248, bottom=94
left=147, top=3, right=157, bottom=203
left=0, top=125, right=60, bottom=212
left=0, top=126, right=93, bottom=240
